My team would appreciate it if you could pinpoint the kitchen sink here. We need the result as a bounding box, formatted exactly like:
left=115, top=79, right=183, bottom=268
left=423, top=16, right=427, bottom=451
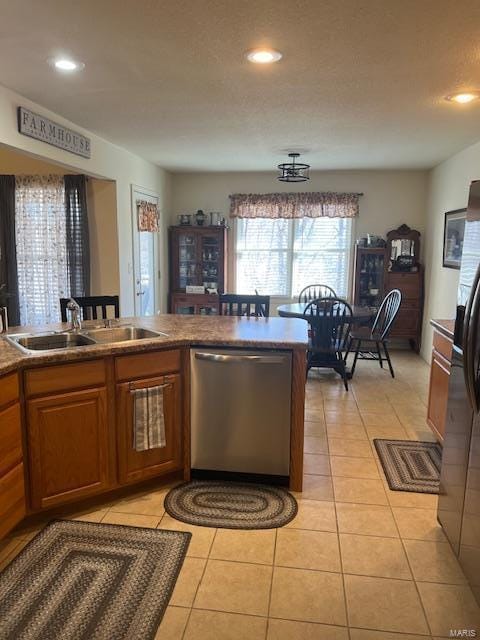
left=11, top=332, right=96, bottom=351
left=82, top=326, right=166, bottom=343
left=5, top=325, right=167, bottom=353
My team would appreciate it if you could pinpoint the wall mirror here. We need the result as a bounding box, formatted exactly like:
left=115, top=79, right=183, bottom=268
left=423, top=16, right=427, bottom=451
left=386, top=224, right=421, bottom=271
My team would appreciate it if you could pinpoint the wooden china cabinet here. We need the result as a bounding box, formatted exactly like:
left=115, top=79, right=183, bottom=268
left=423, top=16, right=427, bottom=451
left=384, top=225, right=424, bottom=352
left=353, top=246, right=386, bottom=311
left=168, top=225, right=227, bottom=315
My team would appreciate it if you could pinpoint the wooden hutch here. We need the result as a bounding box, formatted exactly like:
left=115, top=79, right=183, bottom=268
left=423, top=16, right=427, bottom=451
left=384, top=225, right=424, bottom=353
left=168, top=225, right=227, bottom=315
left=353, top=225, right=424, bottom=352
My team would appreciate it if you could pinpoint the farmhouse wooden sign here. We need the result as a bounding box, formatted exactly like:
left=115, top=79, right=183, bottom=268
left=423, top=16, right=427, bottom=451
left=17, top=107, right=91, bottom=158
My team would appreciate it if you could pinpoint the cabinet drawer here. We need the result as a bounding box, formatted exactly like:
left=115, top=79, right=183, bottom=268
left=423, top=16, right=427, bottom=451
left=387, top=273, right=421, bottom=299
left=433, top=330, right=453, bottom=362
left=0, top=372, right=19, bottom=409
left=390, top=308, right=420, bottom=335
left=25, top=360, right=106, bottom=397
left=0, top=403, right=22, bottom=476
left=0, top=463, right=26, bottom=539
left=115, top=350, right=181, bottom=381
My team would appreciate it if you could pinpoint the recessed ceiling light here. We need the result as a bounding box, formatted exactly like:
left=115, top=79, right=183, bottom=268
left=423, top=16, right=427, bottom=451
left=48, top=57, right=85, bottom=72
left=246, top=48, right=282, bottom=64
left=445, top=92, right=480, bottom=104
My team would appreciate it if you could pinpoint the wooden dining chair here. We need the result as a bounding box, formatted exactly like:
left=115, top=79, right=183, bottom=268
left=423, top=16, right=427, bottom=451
left=298, top=284, right=337, bottom=303
left=304, top=297, right=353, bottom=390
left=60, top=295, right=120, bottom=322
left=345, top=289, right=402, bottom=378
left=219, top=294, right=270, bottom=318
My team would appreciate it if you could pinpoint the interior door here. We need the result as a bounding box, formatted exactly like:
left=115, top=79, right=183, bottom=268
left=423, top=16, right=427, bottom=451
left=131, top=185, right=161, bottom=316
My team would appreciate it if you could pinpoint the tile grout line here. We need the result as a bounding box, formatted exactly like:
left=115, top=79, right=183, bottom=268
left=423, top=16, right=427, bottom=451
left=264, top=528, right=278, bottom=640
left=322, top=394, right=352, bottom=640
left=180, top=528, right=218, bottom=639
left=358, top=389, right=435, bottom=639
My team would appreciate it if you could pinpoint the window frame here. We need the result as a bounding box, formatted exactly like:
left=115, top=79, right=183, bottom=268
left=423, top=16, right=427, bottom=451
left=233, top=217, right=356, bottom=301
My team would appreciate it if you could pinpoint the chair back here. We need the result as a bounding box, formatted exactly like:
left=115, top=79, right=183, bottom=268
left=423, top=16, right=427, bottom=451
left=304, top=297, right=353, bottom=352
left=298, top=284, right=337, bottom=303
left=60, top=295, right=120, bottom=322
left=372, top=289, right=402, bottom=339
left=219, top=294, right=270, bottom=318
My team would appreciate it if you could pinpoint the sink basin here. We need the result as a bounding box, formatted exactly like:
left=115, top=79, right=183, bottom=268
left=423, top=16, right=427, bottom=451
left=10, top=332, right=96, bottom=352
left=82, top=326, right=166, bottom=343
left=5, top=325, right=167, bottom=354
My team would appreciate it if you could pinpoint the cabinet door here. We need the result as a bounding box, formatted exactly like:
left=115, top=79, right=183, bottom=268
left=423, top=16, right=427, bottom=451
left=0, top=399, right=25, bottom=538
left=427, top=350, right=450, bottom=441
left=117, top=374, right=183, bottom=485
left=27, top=387, right=110, bottom=509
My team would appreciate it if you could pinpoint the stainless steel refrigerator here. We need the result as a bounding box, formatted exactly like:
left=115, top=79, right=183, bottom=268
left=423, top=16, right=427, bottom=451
left=437, top=180, right=480, bottom=604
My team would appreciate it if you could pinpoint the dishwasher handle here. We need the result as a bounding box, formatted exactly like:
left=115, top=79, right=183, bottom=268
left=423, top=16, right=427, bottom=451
left=194, top=351, right=287, bottom=365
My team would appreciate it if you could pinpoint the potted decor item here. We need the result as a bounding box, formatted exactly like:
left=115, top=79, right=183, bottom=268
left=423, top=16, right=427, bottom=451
left=195, top=209, right=207, bottom=226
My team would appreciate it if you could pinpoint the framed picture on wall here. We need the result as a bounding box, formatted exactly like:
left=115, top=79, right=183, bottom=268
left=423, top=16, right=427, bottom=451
left=443, top=208, right=466, bottom=269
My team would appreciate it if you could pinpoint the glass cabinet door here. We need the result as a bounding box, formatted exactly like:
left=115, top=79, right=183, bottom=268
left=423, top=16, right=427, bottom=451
left=178, top=233, right=198, bottom=289
left=200, top=232, right=221, bottom=293
left=358, top=251, right=385, bottom=309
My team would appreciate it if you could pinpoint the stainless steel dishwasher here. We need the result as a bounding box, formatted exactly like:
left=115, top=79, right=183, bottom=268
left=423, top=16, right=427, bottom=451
left=190, top=348, right=292, bottom=477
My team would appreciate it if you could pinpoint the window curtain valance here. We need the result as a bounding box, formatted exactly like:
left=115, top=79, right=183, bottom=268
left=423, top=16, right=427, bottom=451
left=229, top=192, right=360, bottom=219
left=137, top=200, right=159, bottom=232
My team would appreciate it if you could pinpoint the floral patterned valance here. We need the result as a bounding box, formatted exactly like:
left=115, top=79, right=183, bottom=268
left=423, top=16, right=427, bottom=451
left=137, top=200, right=159, bottom=232
left=229, top=192, right=360, bottom=219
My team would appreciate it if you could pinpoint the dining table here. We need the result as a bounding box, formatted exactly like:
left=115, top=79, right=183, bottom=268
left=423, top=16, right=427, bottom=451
left=277, top=302, right=375, bottom=324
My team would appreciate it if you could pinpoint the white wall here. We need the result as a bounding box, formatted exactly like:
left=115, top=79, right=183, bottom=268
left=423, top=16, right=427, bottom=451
left=0, top=83, right=171, bottom=315
left=421, top=139, right=480, bottom=361
left=171, top=170, right=428, bottom=298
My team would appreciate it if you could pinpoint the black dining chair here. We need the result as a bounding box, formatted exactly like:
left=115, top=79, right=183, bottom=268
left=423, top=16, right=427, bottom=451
left=304, top=297, right=353, bottom=390
left=298, top=284, right=337, bottom=304
left=60, top=295, right=120, bottom=322
left=345, top=289, right=402, bottom=378
left=219, top=294, right=270, bottom=318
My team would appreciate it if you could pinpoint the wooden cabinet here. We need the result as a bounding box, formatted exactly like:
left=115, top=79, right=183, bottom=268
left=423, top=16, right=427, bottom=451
left=427, top=324, right=453, bottom=441
left=25, top=360, right=111, bottom=510
left=353, top=246, right=386, bottom=311
left=0, top=372, right=25, bottom=538
left=384, top=225, right=424, bottom=352
left=21, top=349, right=185, bottom=512
left=385, top=270, right=424, bottom=352
left=171, top=293, right=220, bottom=316
left=27, top=386, right=110, bottom=510
left=116, top=374, right=182, bottom=484
left=168, top=225, right=227, bottom=315
left=115, top=349, right=183, bottom=485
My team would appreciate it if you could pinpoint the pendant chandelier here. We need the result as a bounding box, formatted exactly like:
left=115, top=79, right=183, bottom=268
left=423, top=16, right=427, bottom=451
left=277, top=152, right=310, bottom=182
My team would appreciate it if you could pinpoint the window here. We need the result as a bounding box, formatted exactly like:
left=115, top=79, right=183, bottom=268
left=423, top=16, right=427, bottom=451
left=235, top=217, right=353, bottom=298
left=15, top=175, right=69, bottom=325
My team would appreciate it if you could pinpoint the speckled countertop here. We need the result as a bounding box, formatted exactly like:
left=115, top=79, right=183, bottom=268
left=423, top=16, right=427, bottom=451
left=430, top=319, right=455, bottom=340
left=0, top=314, right=309, bottom=377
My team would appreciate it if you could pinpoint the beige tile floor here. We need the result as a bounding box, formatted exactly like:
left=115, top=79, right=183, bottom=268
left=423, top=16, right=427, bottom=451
left=2, top=351, right=480, bottom=638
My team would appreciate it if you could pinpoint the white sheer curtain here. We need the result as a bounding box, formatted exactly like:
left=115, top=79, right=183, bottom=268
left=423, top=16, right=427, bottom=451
left=15, top=175, right=69, bottom=326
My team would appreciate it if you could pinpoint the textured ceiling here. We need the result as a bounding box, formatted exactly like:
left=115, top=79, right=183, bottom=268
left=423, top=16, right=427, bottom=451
left=1, top=0, right=480, bottom=171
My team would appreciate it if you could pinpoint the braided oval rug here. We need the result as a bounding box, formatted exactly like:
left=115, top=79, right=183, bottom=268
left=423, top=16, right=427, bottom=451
left=0, top=520, right=190, bottom=640
left=164, top=480, right=298, bottom=529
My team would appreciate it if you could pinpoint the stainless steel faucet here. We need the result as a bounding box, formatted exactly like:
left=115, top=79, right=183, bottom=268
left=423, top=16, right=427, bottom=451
left=66, top=298, right=82, bottom=331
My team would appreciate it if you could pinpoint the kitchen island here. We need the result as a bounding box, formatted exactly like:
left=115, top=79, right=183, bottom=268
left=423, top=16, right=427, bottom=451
left=0, top=315, right=308, bottom=538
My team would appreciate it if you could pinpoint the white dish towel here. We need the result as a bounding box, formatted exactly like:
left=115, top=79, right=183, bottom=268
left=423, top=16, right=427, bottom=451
left=131, top=384, right=167, bottom=451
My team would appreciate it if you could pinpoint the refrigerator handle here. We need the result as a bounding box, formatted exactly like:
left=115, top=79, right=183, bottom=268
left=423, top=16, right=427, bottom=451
left=463, top=264, right=480, bottom=412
